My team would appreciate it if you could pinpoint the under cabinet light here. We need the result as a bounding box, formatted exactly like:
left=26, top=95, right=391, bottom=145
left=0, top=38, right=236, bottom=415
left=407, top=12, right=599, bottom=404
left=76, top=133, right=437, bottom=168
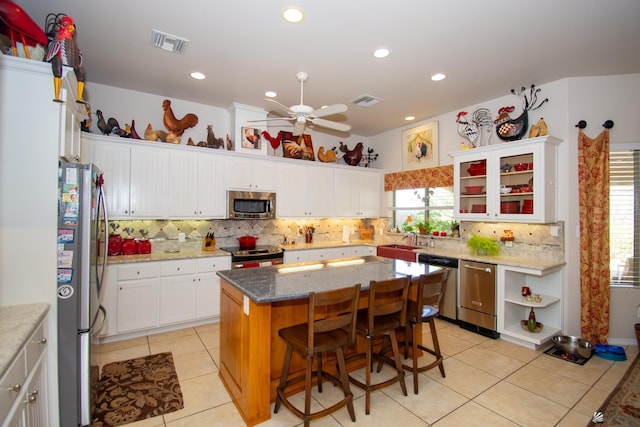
left=327, top=259, right=365, bottom=267
left=278, top=263, right=323, bottom=273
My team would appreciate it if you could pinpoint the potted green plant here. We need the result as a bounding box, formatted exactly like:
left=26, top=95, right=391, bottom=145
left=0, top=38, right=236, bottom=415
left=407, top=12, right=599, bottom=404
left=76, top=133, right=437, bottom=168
left=414, top=219, right=431, bottom=235
left=466, top=234, right=500, bottom=256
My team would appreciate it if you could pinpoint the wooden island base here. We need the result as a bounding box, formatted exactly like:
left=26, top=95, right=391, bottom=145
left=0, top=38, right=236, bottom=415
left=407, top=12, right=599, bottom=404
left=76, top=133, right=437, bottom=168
left=218, top=278, right=424, bottom=426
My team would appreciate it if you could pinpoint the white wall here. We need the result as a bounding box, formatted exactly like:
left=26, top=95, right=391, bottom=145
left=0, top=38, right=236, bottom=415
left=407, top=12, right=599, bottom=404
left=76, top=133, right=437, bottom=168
left=370, top=73, right=640, bottom=343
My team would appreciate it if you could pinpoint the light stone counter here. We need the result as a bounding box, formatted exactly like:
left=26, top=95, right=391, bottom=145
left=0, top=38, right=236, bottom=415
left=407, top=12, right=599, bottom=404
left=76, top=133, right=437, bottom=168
left=0, top=303, right=50, bottom=378
left=106, top=248, right=230, bottom=264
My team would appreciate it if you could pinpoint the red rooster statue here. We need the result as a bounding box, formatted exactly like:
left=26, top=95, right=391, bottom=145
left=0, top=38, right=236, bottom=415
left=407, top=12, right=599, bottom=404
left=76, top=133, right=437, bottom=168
left=339, top=142, right=364, bottom=166
left=494, top=85, right=548, bottom=141
left=0, top=0, right=48, bottom=59
left=45, top=15, right=86, bottom=103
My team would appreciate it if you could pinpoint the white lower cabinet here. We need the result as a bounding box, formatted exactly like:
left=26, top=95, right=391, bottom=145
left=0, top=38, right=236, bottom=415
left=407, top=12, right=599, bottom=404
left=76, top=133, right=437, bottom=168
left=2, top=317, right=49, bottom=427
left=283, top=246, right=375, bottom=264
left=497, top=264, right=564, bottom=348
left=102, top=256, right=231, bottom=338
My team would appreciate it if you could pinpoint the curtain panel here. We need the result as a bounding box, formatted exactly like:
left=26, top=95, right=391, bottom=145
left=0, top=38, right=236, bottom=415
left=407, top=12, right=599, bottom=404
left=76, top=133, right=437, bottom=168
left=578, top=129, right=610, bottom=344
left=384, top=165, right=453, bottom=192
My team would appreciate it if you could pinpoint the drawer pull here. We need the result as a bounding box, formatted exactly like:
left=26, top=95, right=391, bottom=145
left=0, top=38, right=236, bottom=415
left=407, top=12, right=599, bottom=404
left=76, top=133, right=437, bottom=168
left=39, top=338, right=47, bottom=345
left=24, top=390, right=38, bottom=403
left=8, top=383, right=22, bottom=392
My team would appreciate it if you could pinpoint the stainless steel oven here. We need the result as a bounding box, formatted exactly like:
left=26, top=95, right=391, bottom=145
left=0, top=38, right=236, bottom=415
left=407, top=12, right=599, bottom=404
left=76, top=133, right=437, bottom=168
left=220, top=245, right=284, bottom=269
left=459, top=260, right=498, bottom=338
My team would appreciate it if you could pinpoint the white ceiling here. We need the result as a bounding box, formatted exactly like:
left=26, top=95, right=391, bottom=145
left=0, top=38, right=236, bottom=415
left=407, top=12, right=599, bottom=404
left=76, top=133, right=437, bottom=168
left=13, top=0, right=640, bottom=137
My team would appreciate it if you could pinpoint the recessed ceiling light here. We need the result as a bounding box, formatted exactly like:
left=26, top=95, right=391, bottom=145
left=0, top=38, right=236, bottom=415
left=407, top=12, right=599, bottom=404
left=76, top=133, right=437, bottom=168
left=282, top=7, right=304, bottom=23
left=405, top=116, right=416, bottom=121
left=190, top=72, right=205, bottom=80
left=373, top=48, right=391, bottom=58
left=265, top=91, right=277, bottom=98
left=431, top=73, right=446, bottom=81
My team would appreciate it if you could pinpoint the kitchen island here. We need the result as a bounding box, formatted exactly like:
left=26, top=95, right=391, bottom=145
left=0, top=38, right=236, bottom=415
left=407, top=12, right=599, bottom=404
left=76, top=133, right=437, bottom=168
left=217, top=256, right=439, bottom=426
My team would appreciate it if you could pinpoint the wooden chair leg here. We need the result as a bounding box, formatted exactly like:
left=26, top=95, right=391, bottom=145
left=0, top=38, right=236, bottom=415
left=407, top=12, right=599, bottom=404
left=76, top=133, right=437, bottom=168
left=365, top=336, right=372, bottom=415
left=317, top=352, right=323, bottom=393
left=412, top=323, right=419, bottom=394
left=389, top=331, right=407, bottom=396
left=336, top=346, right=356, bottom=422
left=304, top=355, right=313, bottom=425
left=275, top=344, right=293, bottom=413
left=429, top=319, right=445, bottom=378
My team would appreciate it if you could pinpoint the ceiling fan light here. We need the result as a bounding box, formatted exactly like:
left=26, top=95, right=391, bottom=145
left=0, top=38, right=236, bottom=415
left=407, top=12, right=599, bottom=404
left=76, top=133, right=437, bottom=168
left=265, top=91, right=277, bottom=98
left=431, top=73, right=446, bottom=81
left=190, top=71, right=205, bottom=80
left=405, top=116, right=415, bottom=121
left=282, top=7, right=304, bottom=23
left=373, top=48, right=391, bottom=59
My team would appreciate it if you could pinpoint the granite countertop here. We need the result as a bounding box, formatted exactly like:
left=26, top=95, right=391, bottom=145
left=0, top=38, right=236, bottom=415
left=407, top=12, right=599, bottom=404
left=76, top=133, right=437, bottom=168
left=217, top=256, right=441, bottom=303
left=107, top=248, right=230, bottom=264
left=0, top=303, right=50, bottom=378
left=414, top=247, right=565, bottom=273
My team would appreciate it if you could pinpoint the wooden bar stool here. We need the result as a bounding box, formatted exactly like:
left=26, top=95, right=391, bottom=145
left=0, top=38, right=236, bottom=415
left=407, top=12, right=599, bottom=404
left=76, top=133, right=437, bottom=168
left=274, top=283, right=361, bottom=427
left=403, top=269, right=449, bottom=394
left=348, top=276, right=410, bottom=415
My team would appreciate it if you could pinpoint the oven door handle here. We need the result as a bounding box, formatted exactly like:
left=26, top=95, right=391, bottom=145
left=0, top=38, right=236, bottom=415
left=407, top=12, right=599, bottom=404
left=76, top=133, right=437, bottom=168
left=462, top=264, right=493, bottom=273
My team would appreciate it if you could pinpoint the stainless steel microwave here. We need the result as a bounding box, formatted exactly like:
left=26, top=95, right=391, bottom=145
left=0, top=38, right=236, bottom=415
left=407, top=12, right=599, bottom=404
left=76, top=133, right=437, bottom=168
left=227, top=190, right=276, bottom=219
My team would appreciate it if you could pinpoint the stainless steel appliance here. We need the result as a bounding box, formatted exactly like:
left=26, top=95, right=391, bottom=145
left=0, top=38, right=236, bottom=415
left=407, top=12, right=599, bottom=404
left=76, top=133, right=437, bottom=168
left=227, top=190, right=276, bottom=219
left=459, top=260, right=498, bottom=338
left=220, top=245, right=284, bottom=269
left=57, top=162, right=108, bottom=426
left=417, top=254, right=458, bottom=322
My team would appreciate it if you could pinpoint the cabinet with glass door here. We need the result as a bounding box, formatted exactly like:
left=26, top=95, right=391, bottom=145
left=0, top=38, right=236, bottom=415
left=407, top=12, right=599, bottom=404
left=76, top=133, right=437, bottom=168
left=452, top=135, right=561, bottom=223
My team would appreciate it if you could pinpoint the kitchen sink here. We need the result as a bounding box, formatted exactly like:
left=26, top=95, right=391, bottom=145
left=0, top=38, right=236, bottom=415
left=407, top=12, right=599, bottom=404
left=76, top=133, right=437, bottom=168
left=376, top=244, right=420, bottom=262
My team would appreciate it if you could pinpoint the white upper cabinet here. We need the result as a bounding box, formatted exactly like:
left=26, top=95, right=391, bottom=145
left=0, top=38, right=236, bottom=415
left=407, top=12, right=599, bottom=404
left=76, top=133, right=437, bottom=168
left=333, top=168, right=382, bottom=217
left=224, top=157, right=277, bottom=191
left=452, top=136, right=561, bottom=223
left=277, top=162, right=334, bottom=218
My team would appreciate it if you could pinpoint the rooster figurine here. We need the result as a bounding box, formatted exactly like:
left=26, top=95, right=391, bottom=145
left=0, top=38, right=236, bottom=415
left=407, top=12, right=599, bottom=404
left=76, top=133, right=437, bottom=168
left=495, top=85, right=548, bottom=141
left=456, top=111, right=479, bottom=147
left=44, top=15, right=85, bottom=103
left=162, top=99, right=198, bottom=137
left=339, top=142, right=364, bottom=166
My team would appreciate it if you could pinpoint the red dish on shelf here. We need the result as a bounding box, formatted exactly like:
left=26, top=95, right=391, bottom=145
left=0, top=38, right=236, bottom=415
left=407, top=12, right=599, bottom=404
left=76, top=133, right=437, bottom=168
left=465, top=185, right=484, bottom=194
left=471, top=204, right=487, bottom=213
left=500, top=201, right=520, bottom=214
left=467, top=160, right=487, bottom=176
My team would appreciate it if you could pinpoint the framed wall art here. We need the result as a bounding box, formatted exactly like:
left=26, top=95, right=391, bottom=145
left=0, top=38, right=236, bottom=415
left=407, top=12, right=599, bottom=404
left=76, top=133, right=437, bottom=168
left=401, top=121, right=438, bottom=170
left=280, top=131, right=315, bottom=161
left=240, top=127, right=262, bottom=150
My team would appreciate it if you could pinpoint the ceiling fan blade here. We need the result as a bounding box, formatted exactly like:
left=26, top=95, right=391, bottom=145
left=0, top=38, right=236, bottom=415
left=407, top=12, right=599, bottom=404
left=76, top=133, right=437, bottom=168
left=246, top=117, right=295, bottom=123
left=311, top=103, right=348, bottom=118
left=309, top=117, right=351, bottom=133
left=293, top=121, right=306, bottom=136
left=264, top=98, right=294, bottom=116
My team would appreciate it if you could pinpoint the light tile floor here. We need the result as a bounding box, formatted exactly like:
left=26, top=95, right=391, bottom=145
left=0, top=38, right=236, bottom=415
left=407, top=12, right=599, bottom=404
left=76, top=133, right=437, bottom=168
left=95, top=320, right=639, bottom=427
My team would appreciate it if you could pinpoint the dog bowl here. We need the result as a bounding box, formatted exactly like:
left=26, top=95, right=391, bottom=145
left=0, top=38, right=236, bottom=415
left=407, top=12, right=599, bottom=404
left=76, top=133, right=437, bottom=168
left=552, top=335, right=594, bottom=358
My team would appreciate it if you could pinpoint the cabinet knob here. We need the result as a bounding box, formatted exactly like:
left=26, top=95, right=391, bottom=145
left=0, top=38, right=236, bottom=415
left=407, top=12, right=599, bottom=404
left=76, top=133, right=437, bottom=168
left=39, top=338, right=47, bottom=345
left=177, top=267, right=180, bottom=271
left=194, top=211, right=198, bottom=214
left=8, top=383, right=21, bottom=392
left=24, top=390, right=38, bottom=403
left=137, top=271, right=140, bottom=275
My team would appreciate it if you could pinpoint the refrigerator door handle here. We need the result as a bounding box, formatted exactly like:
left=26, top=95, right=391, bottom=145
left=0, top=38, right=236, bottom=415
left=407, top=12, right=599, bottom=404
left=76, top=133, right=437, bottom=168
left=91, top=305, right=107, bottom=334
left=97, top=182, right=108, bottom=289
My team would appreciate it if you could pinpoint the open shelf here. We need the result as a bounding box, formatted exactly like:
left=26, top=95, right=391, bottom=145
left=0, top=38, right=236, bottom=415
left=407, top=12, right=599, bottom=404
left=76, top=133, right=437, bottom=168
left=504, top=294, right=560, bottom=308
left=502, top=321, right=561, bottom=346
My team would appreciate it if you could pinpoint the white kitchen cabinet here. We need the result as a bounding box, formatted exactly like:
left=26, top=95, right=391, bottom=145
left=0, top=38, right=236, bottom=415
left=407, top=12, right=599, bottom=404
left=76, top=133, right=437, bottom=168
left=115, top=262, right=160, bottom=333
left=283, top=245, right=375, bottom=264
left=452, top=136, right=561, bottom=223
left=224, top=156, right=276, bottom=191
left=2, top=316, right=49, bottom=427
left=277, top=163, right=334, bottom=218
left=497, top=264, right=564, bottom=349
left=101, top=256, right=231, bottom=338
left=333, top=168, right=382, bottom=217
left=166, top=149, right=226, bottom=218
left=85, top=134, right=168, bottom=218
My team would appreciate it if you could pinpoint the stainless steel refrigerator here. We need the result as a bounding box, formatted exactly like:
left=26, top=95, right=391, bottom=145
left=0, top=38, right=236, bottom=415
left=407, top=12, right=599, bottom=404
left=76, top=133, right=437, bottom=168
left=57, top=162, right=108, bottom=426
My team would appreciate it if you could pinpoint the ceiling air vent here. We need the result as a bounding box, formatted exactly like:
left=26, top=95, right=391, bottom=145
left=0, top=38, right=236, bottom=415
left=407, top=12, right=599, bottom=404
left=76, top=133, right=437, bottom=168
left=150, top=29, right=189, bottom=54
left=349, top=94, right=383, bottom=107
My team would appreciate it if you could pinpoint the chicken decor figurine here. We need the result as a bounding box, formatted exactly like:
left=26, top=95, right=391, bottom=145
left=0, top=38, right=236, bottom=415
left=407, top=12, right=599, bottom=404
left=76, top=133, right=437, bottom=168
left=261, top=130, right=282, bottom=151
left=456, top=111, right=479, bottom=147
left=162, top=99, right=198, bottom=137
left=44, top=15, right=86, bottom=103
left=494, top=85, right=548, bottom=142
left=0, top=0, right=48, bottom=59
left=207, top=125, right=224, bottom=149
left=339, top=142, right=364, bottom=166
left=317, top=146, right=337, bottom=163
left=144, top=123, right=168, bottom=142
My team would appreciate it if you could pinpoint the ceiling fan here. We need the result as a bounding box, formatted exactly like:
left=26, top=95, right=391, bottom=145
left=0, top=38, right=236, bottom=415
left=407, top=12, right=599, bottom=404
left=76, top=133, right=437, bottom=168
left=252, top=72, right=351, bottom=136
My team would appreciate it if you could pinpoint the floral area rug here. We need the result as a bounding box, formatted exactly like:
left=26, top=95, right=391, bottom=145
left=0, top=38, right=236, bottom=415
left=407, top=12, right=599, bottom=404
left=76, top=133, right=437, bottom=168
left=589, top=351, right=640, bottom=426
left=92, top=352, right=183, bottom=426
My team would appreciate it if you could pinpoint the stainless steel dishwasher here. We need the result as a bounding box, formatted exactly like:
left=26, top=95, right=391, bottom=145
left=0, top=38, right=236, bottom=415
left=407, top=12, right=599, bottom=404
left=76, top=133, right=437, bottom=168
left=417, top=254, right=458, bottom=323
left=459, top=260, right=498, bottom=338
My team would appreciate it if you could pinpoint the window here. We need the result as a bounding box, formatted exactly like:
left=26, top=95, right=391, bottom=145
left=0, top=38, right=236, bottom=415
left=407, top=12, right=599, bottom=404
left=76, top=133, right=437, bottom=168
left=610, top=147, right=639, bottom=286
left=389, top=187, right=454, bottom=232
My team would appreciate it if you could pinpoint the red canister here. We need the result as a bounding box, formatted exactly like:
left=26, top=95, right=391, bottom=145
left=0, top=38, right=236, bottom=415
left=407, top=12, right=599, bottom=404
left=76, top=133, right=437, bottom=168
left=121, top=237, right=137, bottom=255
left=137, top=239, right=152, bottom=254
left=108, top=234, right=122, bottom=256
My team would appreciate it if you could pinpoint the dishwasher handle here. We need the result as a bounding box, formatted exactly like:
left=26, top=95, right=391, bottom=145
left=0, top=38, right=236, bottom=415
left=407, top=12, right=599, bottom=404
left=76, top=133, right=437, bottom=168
left=463, top=264, right=493, bottom=273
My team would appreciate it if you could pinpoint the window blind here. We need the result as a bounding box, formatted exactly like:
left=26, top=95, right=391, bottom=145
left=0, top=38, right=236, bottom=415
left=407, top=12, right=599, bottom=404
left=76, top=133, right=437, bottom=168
left=610, top=149, right=639, bottom=285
